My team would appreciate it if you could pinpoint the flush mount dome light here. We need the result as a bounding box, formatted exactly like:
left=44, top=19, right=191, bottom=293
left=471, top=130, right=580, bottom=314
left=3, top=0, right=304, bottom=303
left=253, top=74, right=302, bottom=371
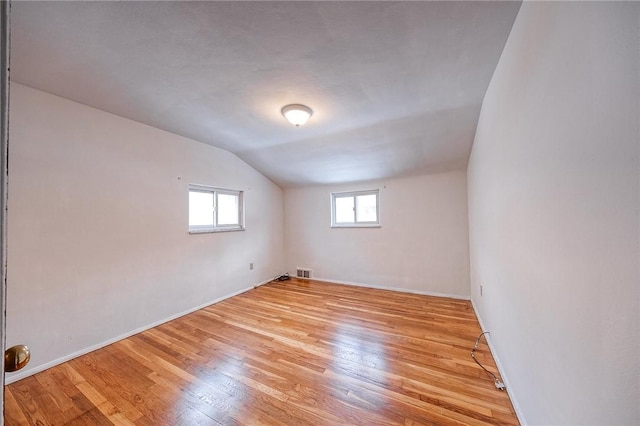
left=281, top=104, right=313, bottom=127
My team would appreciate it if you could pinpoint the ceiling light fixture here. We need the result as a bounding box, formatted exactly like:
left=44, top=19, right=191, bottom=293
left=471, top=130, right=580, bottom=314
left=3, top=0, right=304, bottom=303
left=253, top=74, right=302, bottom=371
left=281, top=104, right=313, bottom=127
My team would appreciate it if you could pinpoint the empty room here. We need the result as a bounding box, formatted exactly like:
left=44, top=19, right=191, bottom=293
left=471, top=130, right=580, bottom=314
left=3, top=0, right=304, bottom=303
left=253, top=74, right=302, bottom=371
left=0, top=1, right=638, bottom=425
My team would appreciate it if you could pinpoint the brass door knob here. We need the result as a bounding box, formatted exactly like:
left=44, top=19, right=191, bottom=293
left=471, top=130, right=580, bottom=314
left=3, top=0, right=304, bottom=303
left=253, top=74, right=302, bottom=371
left=5, top=345, right=30, bottom=372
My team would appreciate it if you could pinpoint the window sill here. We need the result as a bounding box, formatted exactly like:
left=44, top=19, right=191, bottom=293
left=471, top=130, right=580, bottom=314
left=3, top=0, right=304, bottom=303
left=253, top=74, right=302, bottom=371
left=189, top=227, right=245, bottom=234
left=331, top=224, right=381, bottom=229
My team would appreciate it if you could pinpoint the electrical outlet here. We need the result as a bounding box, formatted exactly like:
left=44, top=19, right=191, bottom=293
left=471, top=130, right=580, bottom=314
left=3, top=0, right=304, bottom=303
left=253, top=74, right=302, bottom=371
left=480, top=284, right=483, bottom=297
left=249, top=263, right=254, bottom=270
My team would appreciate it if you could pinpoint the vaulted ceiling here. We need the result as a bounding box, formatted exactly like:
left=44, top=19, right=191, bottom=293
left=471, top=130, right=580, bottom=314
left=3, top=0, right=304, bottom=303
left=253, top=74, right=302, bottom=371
left=10, top=1, right=521, bottom=187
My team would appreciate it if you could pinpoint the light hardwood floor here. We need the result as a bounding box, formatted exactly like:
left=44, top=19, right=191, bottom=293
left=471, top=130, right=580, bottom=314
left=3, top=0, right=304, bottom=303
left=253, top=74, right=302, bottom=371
left=5, top=278, right=519, bottom=425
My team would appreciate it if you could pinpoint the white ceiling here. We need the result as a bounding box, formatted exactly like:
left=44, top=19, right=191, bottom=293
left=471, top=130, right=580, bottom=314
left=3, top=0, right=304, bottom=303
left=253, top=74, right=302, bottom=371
left=10, top=1, right=521, bottom=188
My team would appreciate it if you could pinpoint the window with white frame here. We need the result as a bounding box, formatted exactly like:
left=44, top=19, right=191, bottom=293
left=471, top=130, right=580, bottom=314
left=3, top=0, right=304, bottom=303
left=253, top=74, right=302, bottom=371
left=331, top=189, right=380, bottom=227
left=188, top=184, right=244, bottom=233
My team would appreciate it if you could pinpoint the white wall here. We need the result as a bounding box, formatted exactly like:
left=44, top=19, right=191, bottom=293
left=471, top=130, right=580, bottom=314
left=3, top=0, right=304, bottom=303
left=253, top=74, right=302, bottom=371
left=468, top=2, right=639, bottom=425
left=6, top=84, right=284, bottom=381
left=285, top=171, right=470, bottom=298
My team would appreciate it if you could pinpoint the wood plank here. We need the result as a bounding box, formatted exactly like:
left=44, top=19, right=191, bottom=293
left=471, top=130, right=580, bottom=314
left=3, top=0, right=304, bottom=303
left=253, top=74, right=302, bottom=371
left=5, top=278, right=519, bottom=425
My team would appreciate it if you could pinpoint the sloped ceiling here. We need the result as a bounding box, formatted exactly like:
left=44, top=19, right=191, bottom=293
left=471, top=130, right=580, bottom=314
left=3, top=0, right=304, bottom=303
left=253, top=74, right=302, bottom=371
left=10, top=1, right=521, bottom=187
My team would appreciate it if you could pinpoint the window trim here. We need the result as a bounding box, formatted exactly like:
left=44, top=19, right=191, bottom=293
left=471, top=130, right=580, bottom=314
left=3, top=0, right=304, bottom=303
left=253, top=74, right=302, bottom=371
left=331, top=189, right=380, bottom=228
left=188, top=184, right=244, bottom=234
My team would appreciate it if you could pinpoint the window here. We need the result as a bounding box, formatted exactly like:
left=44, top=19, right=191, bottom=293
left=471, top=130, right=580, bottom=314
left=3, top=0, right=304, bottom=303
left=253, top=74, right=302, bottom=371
left=189, top=184, right=244, bottom=233
left=331, top=189, right=380, bottom=227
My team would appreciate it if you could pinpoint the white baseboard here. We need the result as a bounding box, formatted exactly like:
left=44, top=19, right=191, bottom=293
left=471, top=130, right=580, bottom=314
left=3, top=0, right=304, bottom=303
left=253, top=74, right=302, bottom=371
left=470, top=299, right=527, bottom=426
left=254, top=277, right=273, bottom=288
left=5, top=281, right=270, bottom=385
left=303, top=275, right=470, bottom=301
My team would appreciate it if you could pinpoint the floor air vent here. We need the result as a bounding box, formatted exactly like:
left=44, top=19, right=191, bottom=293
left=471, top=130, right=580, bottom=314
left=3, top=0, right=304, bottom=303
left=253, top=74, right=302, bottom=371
left=296, top=268, right=312, bottom=279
